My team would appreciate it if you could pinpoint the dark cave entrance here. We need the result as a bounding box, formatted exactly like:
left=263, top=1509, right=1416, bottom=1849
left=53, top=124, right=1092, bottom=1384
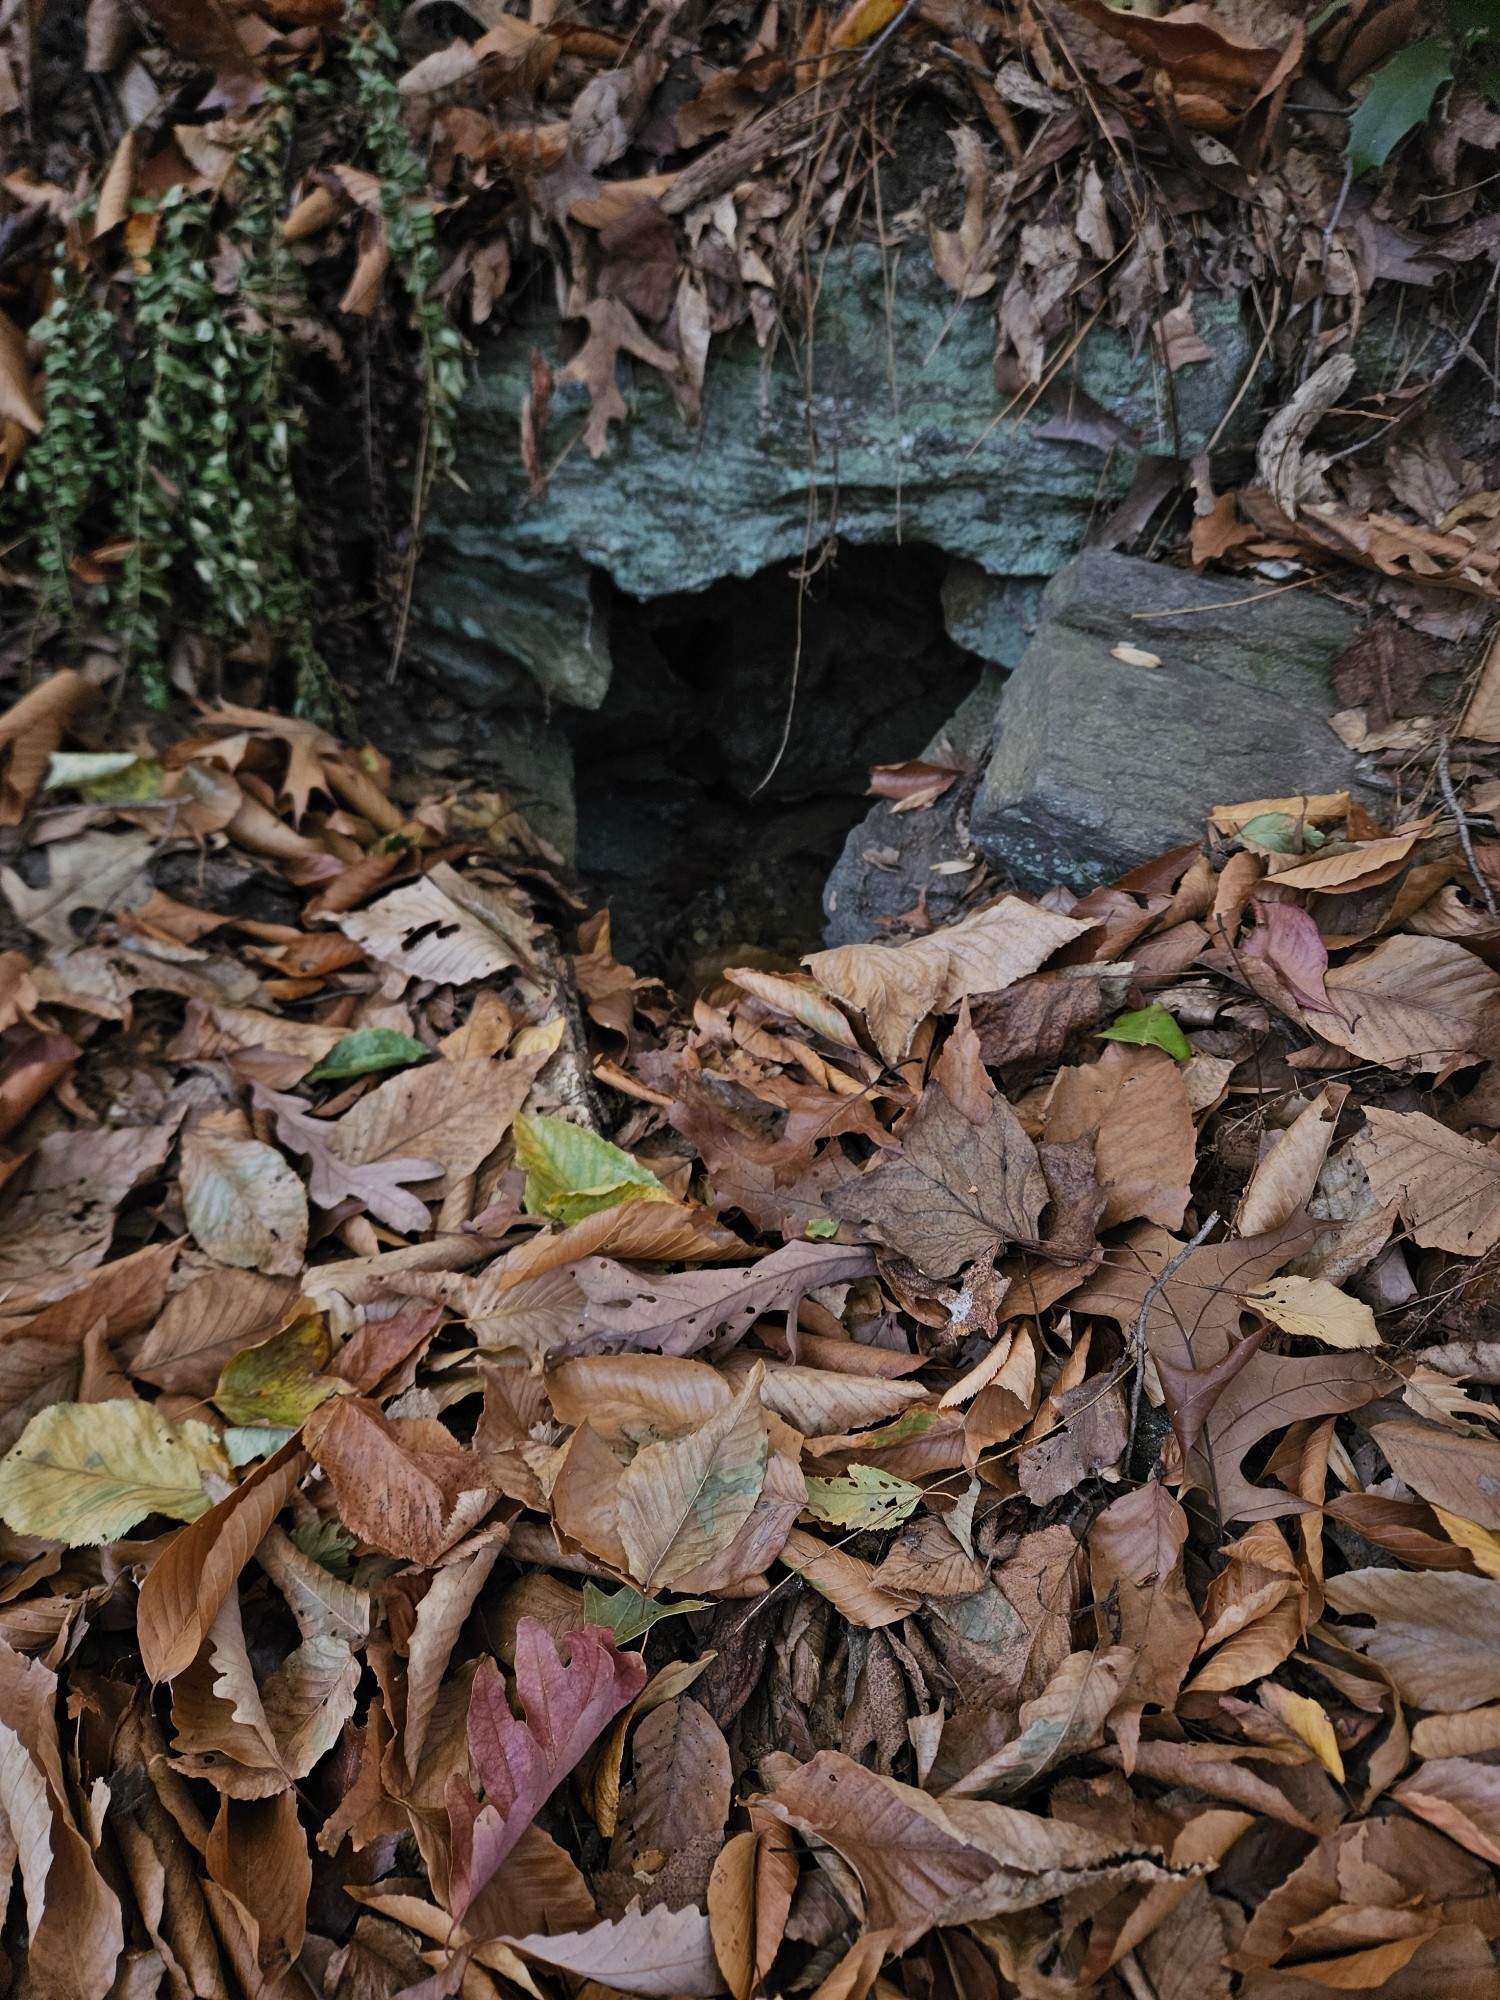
left=562, top=541, right=985, bottom=982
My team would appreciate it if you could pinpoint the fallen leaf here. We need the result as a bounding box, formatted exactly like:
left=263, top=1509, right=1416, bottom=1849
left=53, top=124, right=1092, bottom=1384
left=942, top=1647, right=1137, bottom=1798
left=132, top=1267, right=297, bottom=1397
left=336, top=868, right=533, bottom=987
left=251, top=1080, right=439, bottom=1234
left=616, top=1367, right=768, bottom=1588
left=1372, top=1418, right=1500, bottom=1530
left=1248, top=1274, right=1381, bottom=1348
left=827, top=1005, right=1047, bottom=1277
left=1045, top=1043, right=1196, bottom=1230
left=1320, top=935, right=1500, bottom=1071
left=179, top=1126, right=308, bottom=1276
left=505, top=1899, right=719, bottom=1998
left=803, top=1463, right=923, bottom=1529
left=446, top=1620, right=646, bottom=1914
left=2, top=828, right=154, bottom=948
left=1072, top=1222, right=1386, bottom=1519
left=1324, top=1568, right=1500, bottom=1708
left=1394, top=1758, right=1500, bottom=1865
left=1237, top=1083, right=1348, bottom=1236
left=302, top=1397, right=498, bottom=1566
left=572, top=1239, right=876, bottom=1355
left=0, top=1399, right=225, bottom=1545
left=1357, top=1108, right=1500, bottom=1256
left=559, top=297, right=682, bottom=459
left=806, top=897, right=1092, bottom=1066
left=1088, top=1482, right=1202, bottom=1769
left=335, top=1054, right=543, bottom=1198
left=514, top=1112, right=670, bottom=1224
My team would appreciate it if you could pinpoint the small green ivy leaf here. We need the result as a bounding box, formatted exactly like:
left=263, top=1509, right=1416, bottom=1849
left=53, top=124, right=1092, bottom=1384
left=806, top=1216, right=840, bottom=1240
left=1101, top=1003, right=1192, bottom=1063
left=306, top=1027, right=431, bottom=1084
left=1347, top=37, right=1453, bottom=176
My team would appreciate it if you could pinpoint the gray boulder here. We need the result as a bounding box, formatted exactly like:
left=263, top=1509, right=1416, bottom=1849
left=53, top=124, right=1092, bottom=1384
left=970, top=553, right=1367, bottom=891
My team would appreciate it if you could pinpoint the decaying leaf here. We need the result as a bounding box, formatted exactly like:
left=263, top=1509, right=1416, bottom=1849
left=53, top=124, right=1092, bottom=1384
left=827, top=1006, right=1047, bottom=1277
left=806, top=898, right=1093, bottom=1066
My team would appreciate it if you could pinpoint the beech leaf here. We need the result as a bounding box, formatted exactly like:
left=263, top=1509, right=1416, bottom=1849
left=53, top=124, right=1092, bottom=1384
left=0, top=1399, right=227, bottom=1545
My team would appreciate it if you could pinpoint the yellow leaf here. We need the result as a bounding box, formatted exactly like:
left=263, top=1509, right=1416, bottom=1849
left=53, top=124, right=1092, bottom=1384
left=1245, top=1275, right=1380, bottom=1349
left=214, top=1311, right=349, bottom=1428
left=1257, top=1681, right=1345, bottom=1782
left=0, top=1400, right=227, bottom=1546
left=1434, top=1505, right=1500, bottom=1579
left=828, top=0, right=904, bottom=47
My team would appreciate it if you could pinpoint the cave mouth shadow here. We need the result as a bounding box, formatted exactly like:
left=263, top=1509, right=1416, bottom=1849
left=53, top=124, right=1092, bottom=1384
left=563, top=541, right=984, bottom=984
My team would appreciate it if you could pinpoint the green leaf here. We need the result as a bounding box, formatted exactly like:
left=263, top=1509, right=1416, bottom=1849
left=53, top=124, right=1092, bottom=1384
left=223, top=1424, right=299, bottom=1466
left=0, top=1400, right=228, bottom=1545
left=292, top=1518, right=358, bottom=1580
left=513, top=1113, right=670, bottom=1226
left=43, top=752, right=165, bottom=805
left=306, top=1027, right=432, bottom=1084
left=805, top=1216, right=840, bottom=1240
left=1347, top=37, right=1453, bottom=175
left=581, top=1582, right=710, bottom=1644
left=214, top=1312, right=347, bottom=1428
left=804, top=1464, right=923, bottom=1530
left=1100, top=1003, right=1192, bottom=1063
left=1237, top=812, right=1327, bottom=854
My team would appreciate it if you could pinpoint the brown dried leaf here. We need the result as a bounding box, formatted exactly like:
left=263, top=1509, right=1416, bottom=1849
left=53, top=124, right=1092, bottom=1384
left=1357, top=1108, right=1500, bottom=1256
left=828, top=1006, right=1047, bottom=1278
left=1044, top=1043, right=1195, bottom=1231
left=302, top=1398, right=498, bottom=1567
left=1088, top=1482, right=1202, bottom=1768
left=1320, top=936, right=1500, bottom=1072
left=806, top=897, right=1092, bottom=1066
left=1324, top=1568, right=1500, bottom=1709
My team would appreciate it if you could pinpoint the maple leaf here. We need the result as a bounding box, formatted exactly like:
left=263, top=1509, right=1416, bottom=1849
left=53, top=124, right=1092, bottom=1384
left=446, top=1619, right=646, bottom=1915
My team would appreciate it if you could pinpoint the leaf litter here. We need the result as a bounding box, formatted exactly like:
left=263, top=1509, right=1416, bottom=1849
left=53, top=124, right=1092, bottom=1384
left=9, top=678, right=1500, bottom=1994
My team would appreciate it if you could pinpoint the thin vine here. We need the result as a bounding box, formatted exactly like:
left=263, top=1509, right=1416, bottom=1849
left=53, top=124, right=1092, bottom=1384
left=344, top=2, right=466, bottom=677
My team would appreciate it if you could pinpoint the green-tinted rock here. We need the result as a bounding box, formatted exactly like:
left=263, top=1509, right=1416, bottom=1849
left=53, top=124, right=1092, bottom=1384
left=414, top=250, right=1257, bottom=709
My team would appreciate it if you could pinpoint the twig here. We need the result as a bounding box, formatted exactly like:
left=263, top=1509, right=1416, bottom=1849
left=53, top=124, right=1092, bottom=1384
left=1129, top=576, right=1319, bottom=620
left=1324, top=263, right=1500, bottom=468
left=1205, top=289, right=1280, bottom=454
left=1438, top=730, right=1498, bottom=917
left=1128, top=1212, right=1219, bottom=1460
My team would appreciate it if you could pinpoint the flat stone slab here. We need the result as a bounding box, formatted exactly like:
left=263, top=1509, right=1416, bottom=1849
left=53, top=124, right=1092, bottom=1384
left=971, top=552, right=1367, bottom=891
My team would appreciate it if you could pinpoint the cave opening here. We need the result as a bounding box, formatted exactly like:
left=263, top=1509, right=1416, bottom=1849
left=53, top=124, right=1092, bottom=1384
left=563, top=541, right=987, bottom=982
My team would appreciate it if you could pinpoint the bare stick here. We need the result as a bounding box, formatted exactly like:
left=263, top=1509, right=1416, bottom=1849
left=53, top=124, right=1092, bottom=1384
left=1438, top=731, right=1498, bottom=918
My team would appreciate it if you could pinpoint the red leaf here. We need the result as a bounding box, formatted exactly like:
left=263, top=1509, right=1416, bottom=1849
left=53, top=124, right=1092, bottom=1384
left=446, top=1620, right=646, bottom=1916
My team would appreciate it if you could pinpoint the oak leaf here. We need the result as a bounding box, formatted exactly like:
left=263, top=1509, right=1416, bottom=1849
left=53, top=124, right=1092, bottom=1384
left=446, top=1619, right=646, bottom=1915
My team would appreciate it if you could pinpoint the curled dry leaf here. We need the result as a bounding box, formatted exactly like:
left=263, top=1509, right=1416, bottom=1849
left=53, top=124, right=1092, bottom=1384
left=806, top=897, right=1092, bottom=1066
